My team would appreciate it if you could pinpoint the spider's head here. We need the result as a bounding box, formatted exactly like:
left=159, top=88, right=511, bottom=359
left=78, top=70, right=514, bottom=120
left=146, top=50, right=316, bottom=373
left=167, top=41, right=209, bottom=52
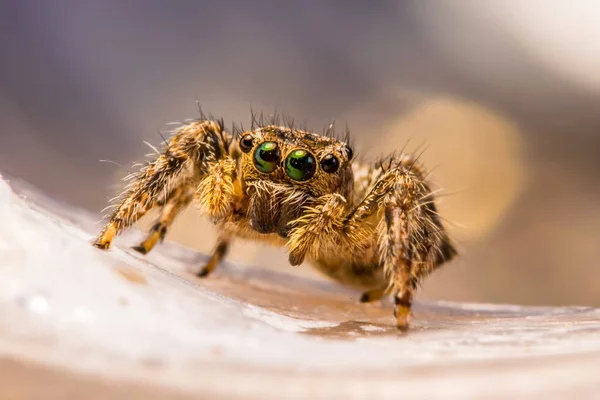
left=238, top=125, right=354, bottom=197
left=236, top=125, right=354, bottom=236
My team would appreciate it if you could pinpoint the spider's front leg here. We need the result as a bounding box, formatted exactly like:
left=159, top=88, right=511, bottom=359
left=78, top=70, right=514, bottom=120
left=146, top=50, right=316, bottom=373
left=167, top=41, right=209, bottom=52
left=287, top=158, right=455, bottom=330
left=349, top=159, right=456, bottom=330
left=94, top=119, right=236, bottom=257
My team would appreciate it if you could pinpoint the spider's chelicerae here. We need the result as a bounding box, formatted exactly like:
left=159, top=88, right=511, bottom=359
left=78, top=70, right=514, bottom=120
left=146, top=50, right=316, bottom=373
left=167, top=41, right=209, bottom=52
left=94, top=113, right=456, bottom=330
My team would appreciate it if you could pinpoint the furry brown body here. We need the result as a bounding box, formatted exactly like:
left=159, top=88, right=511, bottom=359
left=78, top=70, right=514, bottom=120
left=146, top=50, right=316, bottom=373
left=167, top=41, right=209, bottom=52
left=94, top=115, right=456, bottom=330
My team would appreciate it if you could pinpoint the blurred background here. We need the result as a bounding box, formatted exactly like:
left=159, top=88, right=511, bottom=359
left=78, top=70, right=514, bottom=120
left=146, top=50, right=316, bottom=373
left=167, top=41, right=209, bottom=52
left=0, top=0, right=598, bottom=307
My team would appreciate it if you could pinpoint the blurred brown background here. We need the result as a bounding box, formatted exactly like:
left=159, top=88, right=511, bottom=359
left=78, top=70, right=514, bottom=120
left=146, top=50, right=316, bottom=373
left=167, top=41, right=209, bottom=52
left=0, top=1, right=598, bottom=307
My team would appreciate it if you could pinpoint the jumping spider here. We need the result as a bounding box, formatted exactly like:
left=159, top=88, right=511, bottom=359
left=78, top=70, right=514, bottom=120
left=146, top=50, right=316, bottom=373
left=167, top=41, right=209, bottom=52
left=94, top=113, right=456, bottom=330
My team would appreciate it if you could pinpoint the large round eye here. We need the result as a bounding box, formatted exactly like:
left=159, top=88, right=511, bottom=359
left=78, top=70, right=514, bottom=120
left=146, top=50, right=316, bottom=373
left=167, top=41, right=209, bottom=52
left=240, top=134, right=254, bottom=153
left=320, top=154, right=339, bottom=173
left=285, top=149, right=316, bottom=181
left=253, top=141, right=281, bottom=173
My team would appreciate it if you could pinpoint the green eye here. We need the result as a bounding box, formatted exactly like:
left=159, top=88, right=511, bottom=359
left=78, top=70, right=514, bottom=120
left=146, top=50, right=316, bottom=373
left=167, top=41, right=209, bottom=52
left=285, top=149, right=316, bottom=181
left=253, top=141, right=281, bottom=173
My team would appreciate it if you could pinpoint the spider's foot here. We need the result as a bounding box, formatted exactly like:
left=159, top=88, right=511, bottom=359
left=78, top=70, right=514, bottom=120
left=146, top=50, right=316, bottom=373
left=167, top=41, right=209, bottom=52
left=394, top=296, right=412, bottom=331
left=93, top=240, right=111, bottom=250
left=131, top=244, right=149, bottom=255
left=93, top=224, right=116, bottom=250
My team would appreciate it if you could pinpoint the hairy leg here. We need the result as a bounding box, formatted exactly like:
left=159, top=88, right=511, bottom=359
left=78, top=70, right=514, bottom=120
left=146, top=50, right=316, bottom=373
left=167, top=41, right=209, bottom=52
left=190, top=158, right=239, bottom=276
left=380, top=201, right=416, bottom=331
left=197, top=235, right=230, bottom=277
left=132, top=185, right=194, bottom=254
left=94, top=119, right=231, bottom=250
left=289, top=157, right=455, bottom=330
left=134, top=158, right=237, bottom=256
left=371, top=160, right=454, bottom=330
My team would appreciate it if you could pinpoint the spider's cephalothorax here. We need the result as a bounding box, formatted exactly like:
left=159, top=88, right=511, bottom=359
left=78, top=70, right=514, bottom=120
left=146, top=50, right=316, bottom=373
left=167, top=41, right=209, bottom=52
left=94, top=115, right=456, bottom=330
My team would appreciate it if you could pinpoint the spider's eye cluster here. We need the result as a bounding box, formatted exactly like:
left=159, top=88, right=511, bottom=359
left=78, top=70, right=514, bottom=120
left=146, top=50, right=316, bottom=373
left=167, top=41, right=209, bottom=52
left=285, top=149, right=316, bottom=181
left=251, top=141, right=345, bottom=181
left=253, top=141, right=281, bottom=173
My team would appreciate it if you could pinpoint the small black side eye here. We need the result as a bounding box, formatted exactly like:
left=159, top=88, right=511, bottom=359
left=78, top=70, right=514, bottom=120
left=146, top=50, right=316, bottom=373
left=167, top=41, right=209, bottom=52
left=240, top=134, right=254, bottom=153
left=344, top=145, right=353, bottom=161
left=320, top=154, right=340, bottom=173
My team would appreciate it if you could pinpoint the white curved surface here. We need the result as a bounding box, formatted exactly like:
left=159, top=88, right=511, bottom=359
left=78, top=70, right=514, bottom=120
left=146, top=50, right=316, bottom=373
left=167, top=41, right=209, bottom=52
left=0, top=175, right=599, bottom=399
